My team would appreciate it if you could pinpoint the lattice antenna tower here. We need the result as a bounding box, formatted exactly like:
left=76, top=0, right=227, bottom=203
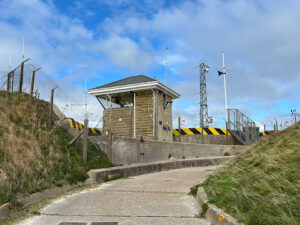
left=199, top=63, right=210, bottom=128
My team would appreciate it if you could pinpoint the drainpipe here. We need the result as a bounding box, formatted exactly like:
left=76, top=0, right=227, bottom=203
left=134, top=92, right=136, bottom=138
left=151, top=89, right=156, bottom=138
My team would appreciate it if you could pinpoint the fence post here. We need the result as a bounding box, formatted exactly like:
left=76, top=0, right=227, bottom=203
left=19, top=58, right=30, bottom=93
left=19, top=62, right=24, bottom=92
left=6, top=72, right=10, bottom=92
left=49, top=85, right=58, bottom=126
left=83, top=119, right=88, bottom=163
left=30, top=68, right=40, bottom=97
left=108, top=129, right=113, bottom=162
left=201, top=118, right=204, bottom=144
left=226, top=121, right=229, bottom=145
left=178, top=116, right=181, bottom=142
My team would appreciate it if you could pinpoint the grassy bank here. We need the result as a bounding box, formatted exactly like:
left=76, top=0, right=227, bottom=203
left=0, top=91, right=113, bottom=209
left=192, top=123, right=300, bottom=225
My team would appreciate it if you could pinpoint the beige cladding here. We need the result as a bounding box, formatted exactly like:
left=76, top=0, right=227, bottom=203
left=103, top=90, right=173, bottom=141
left=103, top=107, right=133, bottom=137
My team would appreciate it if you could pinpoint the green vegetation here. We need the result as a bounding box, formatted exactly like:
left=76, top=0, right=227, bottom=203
left=224, top=152, right=230, bottom=156
left=201, top=203, right=208, bottom=217
left=196, top=122, right=300, bottom=225
left=104, top=174, right=124, bottom=182
left=0, top=91, right=113, bottom=210
left=189, top=183, right=202, bottom=195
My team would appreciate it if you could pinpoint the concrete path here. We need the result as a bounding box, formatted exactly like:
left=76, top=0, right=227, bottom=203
left=19, top=166, right=218, bottom=225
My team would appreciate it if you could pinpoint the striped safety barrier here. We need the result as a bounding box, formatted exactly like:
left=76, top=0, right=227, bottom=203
left=67, top=118, right=103, bottom=135
left=173, top=127, right=231, bottom=136
left=260, top=131, right=270, bottom=137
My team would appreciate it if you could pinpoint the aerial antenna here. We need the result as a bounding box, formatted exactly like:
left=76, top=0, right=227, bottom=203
left=9, top=48, right=12, bottom=71
left=22, top=37, right=25, bottom=61
left=165, top=47, right=168, bottom=83
left=217, top=51, right=231, bottom=122
left=85, top=77, right=87, bottom=119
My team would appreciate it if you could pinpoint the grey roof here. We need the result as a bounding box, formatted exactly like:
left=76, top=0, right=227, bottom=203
left=90, top=75, right=156, bottom=90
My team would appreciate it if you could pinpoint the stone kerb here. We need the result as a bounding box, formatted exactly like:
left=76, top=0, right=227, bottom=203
left=196, top=187, right=244, bottom=225
left=88, top=156, right=235, bottom=183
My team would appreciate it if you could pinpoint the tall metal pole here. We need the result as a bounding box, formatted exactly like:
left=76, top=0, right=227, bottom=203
left=201, top=118, right=204, bottom=144
left=199, top=63, right=210, bottom=128
left=178, top=116, right=181, bottom=142
left=165, top=47, right=168, bottom=83
left=83, top=119, right=88, bottom=163
left=133, top=92, right=136, bottom=138
left=222, top=52, right=228, bottom=122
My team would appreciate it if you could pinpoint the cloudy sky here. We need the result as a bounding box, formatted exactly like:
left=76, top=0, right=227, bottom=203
left=0, top=0, right=299, bottom=129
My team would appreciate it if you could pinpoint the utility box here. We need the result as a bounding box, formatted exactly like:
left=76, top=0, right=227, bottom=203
left=88, top=75, right=180, bottom=142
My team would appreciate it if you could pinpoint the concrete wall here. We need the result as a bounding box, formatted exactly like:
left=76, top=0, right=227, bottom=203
left=173, top=134, right=239, bottom=145
left=104, top=136, right=246, bottom=165
left=89, top=135, right=109, bottom=155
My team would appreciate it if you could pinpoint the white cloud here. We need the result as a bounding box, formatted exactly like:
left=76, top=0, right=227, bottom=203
left=96, top=35, right=153, bottom=70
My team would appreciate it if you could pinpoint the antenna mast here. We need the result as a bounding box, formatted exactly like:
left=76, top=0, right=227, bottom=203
left=165, top=47, right=168, bottom=83
left=199, top=63, right=210, bottom=128
left=22, top=37, right=25, bottom=61
left=217, top=51, right=230, bottom=122
left=9, top=48, right=12, bottom=71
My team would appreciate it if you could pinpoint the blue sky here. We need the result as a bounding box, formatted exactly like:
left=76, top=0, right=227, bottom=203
left=0, top=0, right=299, bottom=129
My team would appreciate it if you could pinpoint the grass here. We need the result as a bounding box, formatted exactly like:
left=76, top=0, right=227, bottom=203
left=0, top=91, right=114, bottom=213
left=193, top=122, right=300, bottom=225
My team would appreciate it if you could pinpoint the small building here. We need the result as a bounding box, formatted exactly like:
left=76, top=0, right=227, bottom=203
left=88, top=75, right=180, bottom=142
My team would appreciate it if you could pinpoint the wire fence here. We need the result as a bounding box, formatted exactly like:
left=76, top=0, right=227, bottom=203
left=0, top=60, right=103, bottom=128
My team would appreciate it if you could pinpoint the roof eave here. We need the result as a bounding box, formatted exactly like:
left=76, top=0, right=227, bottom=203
left=88, top=81, right=180, bottom=99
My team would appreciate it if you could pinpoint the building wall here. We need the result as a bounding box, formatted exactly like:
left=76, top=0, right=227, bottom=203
left=155, top=90, right=173, bottom=142
left=103, top=107, right=133, bottom=137
left=135, top=90, right=154, bottom=140
left=102, top=89, right=174, bottom=141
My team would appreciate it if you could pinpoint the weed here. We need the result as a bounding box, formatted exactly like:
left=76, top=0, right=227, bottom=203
left=201, top=203, right=208, bottom=217
left=104, top=174, right=123, bottom=182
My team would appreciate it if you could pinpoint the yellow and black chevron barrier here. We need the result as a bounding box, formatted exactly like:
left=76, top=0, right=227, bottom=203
left=67, top=118, right=103, bottom=135
left=260, top=131, right=270, bottom=137
left=173, top=127, right=231, bottom=136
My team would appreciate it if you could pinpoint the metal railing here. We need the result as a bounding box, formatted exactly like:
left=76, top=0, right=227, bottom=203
left=227, top=108, right=258, bottom=145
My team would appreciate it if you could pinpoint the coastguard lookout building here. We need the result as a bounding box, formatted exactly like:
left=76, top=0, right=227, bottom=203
left=88, top=75, right=180, bottom=142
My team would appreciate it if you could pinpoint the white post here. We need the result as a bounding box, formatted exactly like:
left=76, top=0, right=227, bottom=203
left=134, top=92, right=136, bottom=138
left=9, top=48, right=12, bottom=71
left=152, top=89, right=156, bottom=137
left=222, top=51, right=228, bottom=122
left=22, top=37, right=24, bottom=61
left=165, top=47, right=168, bottom=83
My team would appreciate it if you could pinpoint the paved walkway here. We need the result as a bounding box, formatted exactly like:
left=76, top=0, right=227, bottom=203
left=19, top=166, right=217, bottom=225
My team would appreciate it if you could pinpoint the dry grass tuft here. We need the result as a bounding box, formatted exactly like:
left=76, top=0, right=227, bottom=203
left=0, top=91, right=113, bottom=209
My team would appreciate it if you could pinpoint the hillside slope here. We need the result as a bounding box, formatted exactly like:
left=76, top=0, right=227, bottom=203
left=200, top=123, right=300, bottom=225
left=0, top=91, right=113, bottom=208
